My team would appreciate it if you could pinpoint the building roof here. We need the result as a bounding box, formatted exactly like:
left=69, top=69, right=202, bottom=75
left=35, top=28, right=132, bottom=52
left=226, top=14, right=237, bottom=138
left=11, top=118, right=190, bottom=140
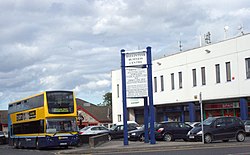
left=76, top=98, right=112, bottom=123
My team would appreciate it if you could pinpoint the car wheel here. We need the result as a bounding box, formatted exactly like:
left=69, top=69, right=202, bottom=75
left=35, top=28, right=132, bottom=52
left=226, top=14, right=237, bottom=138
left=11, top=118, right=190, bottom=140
left=108, top=134, right=112, bottom=141
left=236, top=132, right=245, bottom=142
left=139, top=134, right=145, bottom=142
left=204, top=134, right=212, bottom=143
left=183, top=138, right=188, bottom=142
left=163, top=133, right=172, bottom=142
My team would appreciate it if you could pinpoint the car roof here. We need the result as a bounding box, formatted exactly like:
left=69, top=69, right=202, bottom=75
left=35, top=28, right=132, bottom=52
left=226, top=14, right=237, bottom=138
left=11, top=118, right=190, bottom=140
left=212, top=116, right=239, bottom=119
left=160, top=121, right=181, bottom=124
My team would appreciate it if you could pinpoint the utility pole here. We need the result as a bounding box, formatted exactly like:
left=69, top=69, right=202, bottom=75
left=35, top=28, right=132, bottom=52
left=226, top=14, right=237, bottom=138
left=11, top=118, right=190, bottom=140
left=199, top=92, right=204, bottom=144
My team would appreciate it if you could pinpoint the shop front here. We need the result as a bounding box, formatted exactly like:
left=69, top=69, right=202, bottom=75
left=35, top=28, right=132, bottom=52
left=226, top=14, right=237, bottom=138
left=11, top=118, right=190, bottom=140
left=156, top=105, right=185, bottom=122
left=204, top=102, right=240, bottom=119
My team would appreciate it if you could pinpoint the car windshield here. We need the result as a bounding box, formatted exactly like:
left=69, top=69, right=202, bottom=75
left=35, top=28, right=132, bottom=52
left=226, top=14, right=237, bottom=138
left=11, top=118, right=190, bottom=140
left=202, top=117, right=216, bottom=126
left=244, top=120, right=250, bottom=125
left=110, top=125, right=118, bottom=130
left=80, top=126, right=90, bottom=131
left=140, top=123, right=159, bottom=130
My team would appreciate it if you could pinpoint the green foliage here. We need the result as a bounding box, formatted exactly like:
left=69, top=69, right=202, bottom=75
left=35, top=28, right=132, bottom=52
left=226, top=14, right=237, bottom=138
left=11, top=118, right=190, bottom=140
left=103, top=92, right=112, bottom=107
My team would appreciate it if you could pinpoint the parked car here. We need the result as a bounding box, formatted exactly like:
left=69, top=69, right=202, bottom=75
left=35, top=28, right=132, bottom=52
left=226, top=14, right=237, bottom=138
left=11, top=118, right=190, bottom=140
left=187, top=116, right=246, bottom=143
left=109, top=124, right=138, bottom=140
left=0, top=131, right=7, bottom=145
left=112, top=121, right=140, bottom=129
left=79, top=126, right=110, bottom=136
left=243, top=120, right=250, bottom=135
left=155, top=122, right=192, bottom=142
left=186, top=122, right=200, bottom=128
left=128, top=122, right=160, bottom=141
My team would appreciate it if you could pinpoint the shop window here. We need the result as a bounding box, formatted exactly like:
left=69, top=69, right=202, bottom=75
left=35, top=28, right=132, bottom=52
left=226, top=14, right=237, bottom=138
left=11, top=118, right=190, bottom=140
left=226, top=62, right=231, bottom=82
left=192, top=69, right=197, bottom=87
left=246, top=58, right=250, bottom=79
left=201, top=67, right=206, bottom=85
left=215, top=64, right=220, bottom=83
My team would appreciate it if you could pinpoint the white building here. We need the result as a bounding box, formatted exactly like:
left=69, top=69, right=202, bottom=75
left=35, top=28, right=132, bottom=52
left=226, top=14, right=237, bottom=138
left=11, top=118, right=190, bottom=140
left=112, top=33, right=250, bottom=124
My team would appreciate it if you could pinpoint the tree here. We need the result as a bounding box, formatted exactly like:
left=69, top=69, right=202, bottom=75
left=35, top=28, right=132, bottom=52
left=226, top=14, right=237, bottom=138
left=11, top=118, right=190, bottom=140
left=103, top=92, right=112, bottom=107
left=102, top=92, right=112, bottom=119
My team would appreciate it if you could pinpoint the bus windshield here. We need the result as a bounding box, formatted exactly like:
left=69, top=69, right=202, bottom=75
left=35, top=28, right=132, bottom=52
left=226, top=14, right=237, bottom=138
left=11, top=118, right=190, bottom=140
left=47, top=91, right=74, bottom=114
left=46, top=118, right=77, bottom=133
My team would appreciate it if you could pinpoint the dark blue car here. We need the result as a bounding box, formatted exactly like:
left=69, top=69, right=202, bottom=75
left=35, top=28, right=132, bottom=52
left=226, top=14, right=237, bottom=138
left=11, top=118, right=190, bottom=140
left=155, top=122, right=192, bottom=142
left=187, top=116, right=245, bottom=143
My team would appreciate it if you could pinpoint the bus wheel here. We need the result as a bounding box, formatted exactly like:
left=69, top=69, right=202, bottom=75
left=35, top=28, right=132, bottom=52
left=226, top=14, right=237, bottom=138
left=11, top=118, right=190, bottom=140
left=64, top=146, right=68, bottom=149
left=14, top=140, right=19, bottom=149
left=18, top=141, right=22, bottom=149
left=36, top=140, right=40, bottom=150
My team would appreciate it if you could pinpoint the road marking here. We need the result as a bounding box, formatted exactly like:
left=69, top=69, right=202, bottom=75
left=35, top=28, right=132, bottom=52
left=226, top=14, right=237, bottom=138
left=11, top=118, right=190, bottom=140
left=228, top=153, right=250, bottom=155
left=92, top=143, right=250, bottom=155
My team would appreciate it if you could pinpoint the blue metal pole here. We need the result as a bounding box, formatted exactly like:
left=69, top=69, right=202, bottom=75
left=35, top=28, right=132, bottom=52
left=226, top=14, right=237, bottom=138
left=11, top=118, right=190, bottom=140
left=181, top=106, right=185, bottom=123
left=189, top=102, right=196, bottom=122
left=144, top=97, right=149, bottom=143
left=147, top=46, right=156, bottom=144
left=121, top=49, right=128, bottom=145
left=240, top=98, right=248, bottom=120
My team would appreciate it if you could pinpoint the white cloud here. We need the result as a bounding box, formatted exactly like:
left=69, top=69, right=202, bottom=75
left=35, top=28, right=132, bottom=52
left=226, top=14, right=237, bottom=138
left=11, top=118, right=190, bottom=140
left=0, top=0, right=250, bottom=109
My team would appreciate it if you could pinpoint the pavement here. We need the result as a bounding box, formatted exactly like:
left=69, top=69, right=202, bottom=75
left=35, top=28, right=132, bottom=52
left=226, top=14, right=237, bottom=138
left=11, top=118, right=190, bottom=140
left=58, top=140, right=204, bottom=154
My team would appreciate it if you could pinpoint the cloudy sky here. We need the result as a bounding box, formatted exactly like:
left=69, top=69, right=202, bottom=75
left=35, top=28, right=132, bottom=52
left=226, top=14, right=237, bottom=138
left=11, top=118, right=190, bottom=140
left=0, top=0, right=249, bottom=110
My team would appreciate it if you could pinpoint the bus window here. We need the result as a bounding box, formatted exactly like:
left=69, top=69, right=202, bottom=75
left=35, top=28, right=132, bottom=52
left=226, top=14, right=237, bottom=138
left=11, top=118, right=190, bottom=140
left=46, top=118, right=77, bottom=133
left=46, top=92, right=74, bottom=114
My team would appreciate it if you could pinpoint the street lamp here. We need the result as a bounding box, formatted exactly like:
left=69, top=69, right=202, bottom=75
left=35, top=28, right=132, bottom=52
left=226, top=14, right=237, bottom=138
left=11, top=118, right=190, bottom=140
left=199, top=92, right=204, bottom=144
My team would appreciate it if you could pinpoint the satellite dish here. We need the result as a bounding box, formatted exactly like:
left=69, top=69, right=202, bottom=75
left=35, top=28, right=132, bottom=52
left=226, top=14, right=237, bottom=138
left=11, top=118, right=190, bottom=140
left=238, top=25, right=242, bottom=30
left=238, top=25, right=244, bottom=35
left=224, top=26, right=229, bottom=39
left=224, top=26, right=229, bottom=30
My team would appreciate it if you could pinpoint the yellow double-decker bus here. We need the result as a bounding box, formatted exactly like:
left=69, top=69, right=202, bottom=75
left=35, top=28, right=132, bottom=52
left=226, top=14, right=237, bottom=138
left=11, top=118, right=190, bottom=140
left=8, top=90, right=79, bottom=149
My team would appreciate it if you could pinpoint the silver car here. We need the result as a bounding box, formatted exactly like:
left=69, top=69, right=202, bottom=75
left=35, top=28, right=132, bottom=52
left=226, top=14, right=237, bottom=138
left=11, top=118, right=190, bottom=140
left=79, top=126, right=110, bottom=136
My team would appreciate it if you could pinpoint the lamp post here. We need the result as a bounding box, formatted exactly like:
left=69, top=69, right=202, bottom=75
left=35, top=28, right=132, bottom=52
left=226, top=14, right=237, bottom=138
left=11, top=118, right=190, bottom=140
left=199, top=92, right=204, bottom=144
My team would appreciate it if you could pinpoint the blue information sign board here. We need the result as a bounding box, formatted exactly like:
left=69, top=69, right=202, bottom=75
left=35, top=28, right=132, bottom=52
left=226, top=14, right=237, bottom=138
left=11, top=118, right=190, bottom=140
left=120, top=46, right=155, bottom=145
